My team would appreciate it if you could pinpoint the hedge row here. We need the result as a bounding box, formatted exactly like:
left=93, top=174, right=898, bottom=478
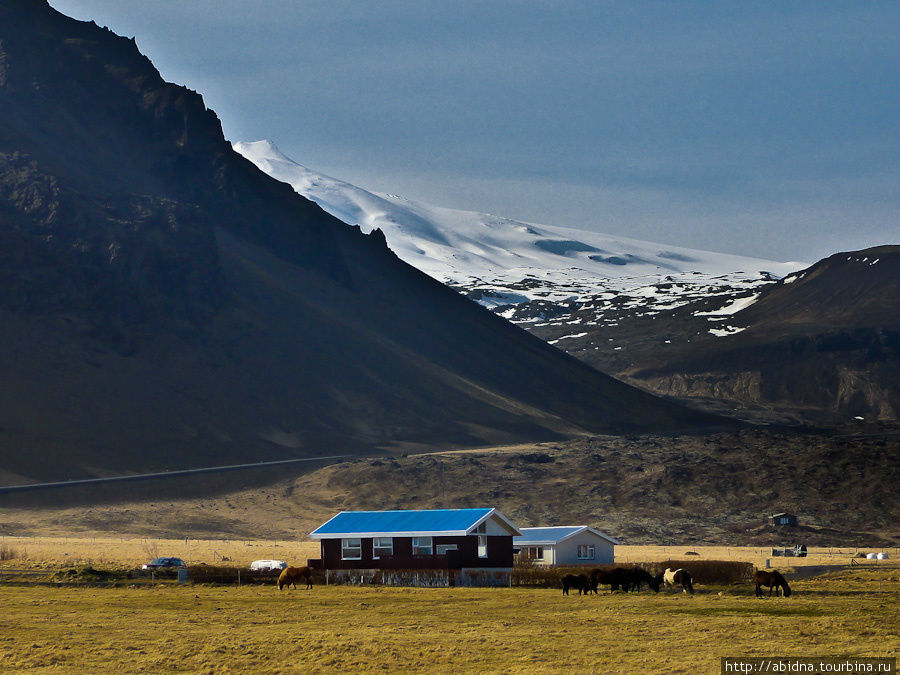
left=511, top=560, right=755, bottom=587
left=184, top=566, right=286, bottom=585
left=180, top=560, right=755, bottom=586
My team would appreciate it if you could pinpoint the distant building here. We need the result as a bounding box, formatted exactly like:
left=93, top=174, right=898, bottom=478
left=770, top=512, right=799, bottom=527
left=513, top=526, right=617, bottom=566
left=309, top=508, right=521, bottom=586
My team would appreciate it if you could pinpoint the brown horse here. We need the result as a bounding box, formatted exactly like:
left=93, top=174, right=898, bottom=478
left=755, top=570, right=790, bottom=597
left=278, top=566, right=313, bottom=590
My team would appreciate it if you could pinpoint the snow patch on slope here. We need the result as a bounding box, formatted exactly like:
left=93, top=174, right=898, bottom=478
left=234, top=140, right=806, bottom=324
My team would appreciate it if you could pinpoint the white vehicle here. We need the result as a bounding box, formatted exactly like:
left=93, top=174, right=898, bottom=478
left=250, top=559, right=288, bottom=571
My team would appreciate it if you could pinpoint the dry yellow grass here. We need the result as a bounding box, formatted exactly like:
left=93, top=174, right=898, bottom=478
left=0, top=567, right=896, bottom=673
left=0, top=536, right=319, bottom=569
left=616, top=545, right=900, bottom=569
left=2, top=537, right=894, bottom=572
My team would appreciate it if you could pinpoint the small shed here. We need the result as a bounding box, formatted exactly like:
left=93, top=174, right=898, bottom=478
left=513, top=526, right=617, bottom=566
left=309, top=507, right=522, bottom=586
left=770, top=512, right=798, bottom=527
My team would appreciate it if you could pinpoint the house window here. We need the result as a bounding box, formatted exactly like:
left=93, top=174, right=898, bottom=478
left=372, top=537, right=393, bottom=559
left=525, top=546, right=544, bottom=560
left=341, top=538, right=362, bottom=560
left=577, top=544, right=595, bottom=560
left=412, top=536, right=433, bottom=555
left=478, top=535, right=488, bottom=558
left=435, top=544, right=458, bottom=556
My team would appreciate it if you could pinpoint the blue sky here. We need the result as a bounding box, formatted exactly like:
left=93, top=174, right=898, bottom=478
left=50, top=1, right=898, bottom=261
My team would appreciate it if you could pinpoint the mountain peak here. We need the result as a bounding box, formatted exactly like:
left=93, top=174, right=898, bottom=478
left=0, top=2, right=725, bottom=482
left=232, top=139, right=288, bottom=162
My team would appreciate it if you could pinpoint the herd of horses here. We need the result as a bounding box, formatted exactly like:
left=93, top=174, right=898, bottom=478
left=277, top=564, right=792, bottom=598
left=561, top=566, right=692, bottom=595
left=561, top=567, right=791, bottom=597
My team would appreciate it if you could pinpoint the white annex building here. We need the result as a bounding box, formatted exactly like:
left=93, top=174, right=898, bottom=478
left=513, top=526, right=618, bottom=566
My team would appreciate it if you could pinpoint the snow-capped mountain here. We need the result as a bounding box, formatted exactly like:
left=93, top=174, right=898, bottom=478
left=234, top=140, right=805, bottom=328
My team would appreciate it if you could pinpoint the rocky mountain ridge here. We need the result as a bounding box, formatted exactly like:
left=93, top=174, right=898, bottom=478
left=0, top=0, right=724, bottom=484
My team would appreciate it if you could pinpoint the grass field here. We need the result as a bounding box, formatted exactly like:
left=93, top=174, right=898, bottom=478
left=1, top=536, right=895, bottom=571
left=0, top=567, right=896, bottom=673
left=0, top=536, right=320, bottom=569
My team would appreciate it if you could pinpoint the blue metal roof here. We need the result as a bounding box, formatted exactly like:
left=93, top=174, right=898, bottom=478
left=310, top=508, right=495, bottom=537
left=514, top=526, right=583, bottom=544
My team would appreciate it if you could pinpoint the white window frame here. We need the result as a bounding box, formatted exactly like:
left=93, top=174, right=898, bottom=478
left=576, top=544, right=595, bottom=560
left=372, top=537, right=393, bottom=559
left=477, top=535, right=488, bottom=558
left=435, top=544, right=458, bottom=556
left=525, top=546, right=544, bottom=560
left=412, top=536, right=433, bottom=556
left=341, top=538, right=362, bottom=560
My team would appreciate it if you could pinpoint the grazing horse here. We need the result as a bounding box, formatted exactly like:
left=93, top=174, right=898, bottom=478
left=755, top=570, right=791, bottom=597
left=656, top=567, right=694, bottom=594
left=278, top=566, right=313, bottom=590
left=624, top=567, right=661, bottom=593
left=589, top=567, right=658, bottom=593
left=562, top=573, right=589, bottom=595
left=588, top=568, right=620, bottom=593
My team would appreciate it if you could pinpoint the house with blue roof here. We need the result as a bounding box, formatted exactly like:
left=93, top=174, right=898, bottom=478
left=514, top=526, right=618, bottom=566
left=309, top=508, right=522, bottom=586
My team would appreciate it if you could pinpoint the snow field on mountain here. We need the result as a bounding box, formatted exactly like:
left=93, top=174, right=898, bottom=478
left=234, top=140, right=806, bottom=321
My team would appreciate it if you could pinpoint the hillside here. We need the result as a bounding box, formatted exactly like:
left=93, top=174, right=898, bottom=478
left=235, top=143, right=899, bottom=426
left=622, top=247, right=900, bottom=424
left=0, top=0, right=726, bottom=484
left=2, top=427, right=896, bottom=546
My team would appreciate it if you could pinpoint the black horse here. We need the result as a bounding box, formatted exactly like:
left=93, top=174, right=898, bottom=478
left=755, top=570, right=791, bottom=597
left=622, top=567, right=661, bottom=592
left=590, top=567, right=659, bottom=593
left=562, top=573, right=589, bottom=595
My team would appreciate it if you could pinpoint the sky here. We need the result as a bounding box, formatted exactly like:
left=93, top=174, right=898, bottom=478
left=49, top=1, right=898, bottom=262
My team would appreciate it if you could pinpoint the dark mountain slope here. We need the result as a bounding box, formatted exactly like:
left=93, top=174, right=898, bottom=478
left=629, top=247, right=900, bottom=423
left=0, top=0, right=724, bottom=484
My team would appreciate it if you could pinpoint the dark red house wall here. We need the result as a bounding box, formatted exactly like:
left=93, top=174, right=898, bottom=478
left=320, top=535, right=513, bottom=570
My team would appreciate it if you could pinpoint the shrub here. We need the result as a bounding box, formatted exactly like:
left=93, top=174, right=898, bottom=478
left=512, top=565, right=616, bottom=588
left=0, top=544, right=19, bottom=561
left=511, top=560, right=755, bottom=587
left=649, top=560, right=755, bottom=584
left=184, top=565, right=289, bottom=585
left=53, top=566, right=128, bottom=583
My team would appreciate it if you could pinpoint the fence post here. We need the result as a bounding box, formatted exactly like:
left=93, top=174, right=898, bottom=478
left=238, top=570, right=241, bottom=586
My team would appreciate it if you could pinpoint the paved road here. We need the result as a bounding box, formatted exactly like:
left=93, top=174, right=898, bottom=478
left=0, top=454, right=355, bottom=495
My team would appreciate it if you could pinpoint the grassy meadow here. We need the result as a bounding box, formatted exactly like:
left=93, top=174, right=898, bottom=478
left=1, top=536, right=893, bottom=571
left=1, top=538, right=897, bottom=672
left=0, top=567, right=897, bottom=673
left=0, top=536, right=320, bottom=570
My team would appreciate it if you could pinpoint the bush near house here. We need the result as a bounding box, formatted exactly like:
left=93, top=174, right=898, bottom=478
left=649, top=560, right=756, bottom=584
left=510, top=560, right=755, bottom=588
